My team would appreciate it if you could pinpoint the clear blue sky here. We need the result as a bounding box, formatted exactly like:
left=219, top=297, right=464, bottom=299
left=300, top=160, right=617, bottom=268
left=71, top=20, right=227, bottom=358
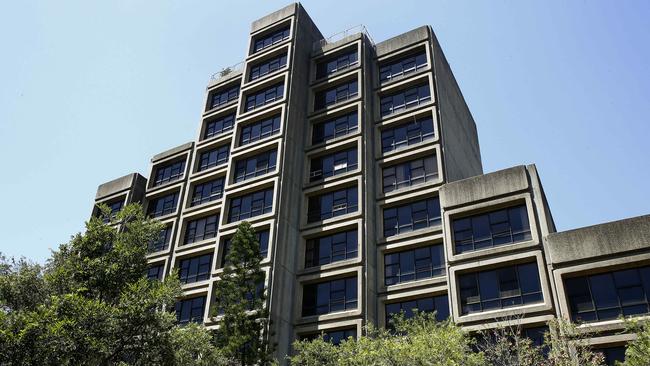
left=1, top=1, right=648, bottom=262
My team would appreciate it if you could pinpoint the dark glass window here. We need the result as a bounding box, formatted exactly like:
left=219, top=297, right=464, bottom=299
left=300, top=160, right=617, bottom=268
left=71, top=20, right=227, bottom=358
left=312, top=111, right=358, bottom=145
left=379, top=51, right=428, bottom=82
left=249, top=53, right=288, bottom=81
left=385, top=294, right=449, bottom=326
left=239, top=115, right=281, bottom=146
left=220, top=230, right=270, bottom=267
left=198, top=145, right=229, bottom=171
left=179, top=253, right=212, bottom=284
left=384, top=244, right=445, bottom=286
left=381, top=116, right=434, bottom=153
left=176, top=296, right=205, bottom=324
left=245, top=83, right=284, bottom=112
left=380, top=84, right=431, bottom=117
left=203, top=113, right=234, bottom=140
left=253, top=26, right=290, bottom=53
left=383, top=197, right=441, bottom=237
left=307, top=187, right=358, bottom=223
left=314, top=80, right=358, bottom=110
left=228, top=188, right=274, bottom=223
left=305, top=229, right=358, bottom=268
left=149, top=225, right=172, bottom=253
left=147, top=192, right=179, bottom=218
left=523, top=326, right=548, bottom=348
left=153, top=160, right=185, bottom=187
left=190, top=178, right=225, bottom=207
left=183, top=215, right=219, bottom=245
left=309, top=148, right=357, bottom=182
left=302, top=277, right=358, bottom=316
left=97, top=199, right=124, bottom=223
left=302, top=328, right=356, bottom=346
left=208, top=85, right=239, bottom=110
left=316, top=50, right=359, bottom=79
left=147, top=264, right=165, bottom=281
left=565, top=266, right=650, bottom=323
left=453, top=205, right=532, bottom=254
left=598, top=346, right=626, bottom=366
left=382, top=155, right=438, bottom=193
left=234, top=150, right=277, bottom=183
left=459, top=262, right=543, bottom=315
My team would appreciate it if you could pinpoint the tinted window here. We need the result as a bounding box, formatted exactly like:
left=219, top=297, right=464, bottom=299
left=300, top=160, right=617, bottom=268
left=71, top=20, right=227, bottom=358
left=249, top=53, right=288, bottom=81
left=565, top=266, right=650, bottom=323
left=305, top=229, right=358, bottom=268
left=314, top=80, right=358, bottom=110
left=208, top=85, right=239, bottom=110
left=453, top=205, right=532, bottom=254
left=153, top=160, right=185, bottom=187
left=220, top=230, right=270, bottom=267
left=312, top=111, right=358, bottom=145
left=245, top=83, right=284, bottom=112
left=380, top=51, right=427, bottom=82
left=253, top=26, right=290, bottom=53
left=307, top=187, right=358, bottom=223
left=97, top=199, right=124, bottom=223
left=228, top=188, right=274, bottom=223
left=198, top=145, right=229, bottom=171
left=234, top=150, right=277, bottom=183
left=309, top=148, right=357, bottom=182
left=302, top=328, right=356, bottom=346
left=148, top=192, right=179, bottom=218
left=183, top=215, right=219, bottom=244
left=384, top=244, right=445, bottom=285
left=598, top=346, right=626, bottom=366
left=147, top=264, right=165, bottom=281
left=302, top=277, right=357, bottom=316
left=459, top=262, right=543, bottom=315
left=175, top=296, right=205, bottom=324
left=383, top=197, right=441, bottom=237
left=149, top=225, right=172, bottom=253
left=239, top=115, right=281, bottom=146
left=179, top=253, right=212, bottom=284
left=381, top=116, right=434, bottom=153
left=385, top=294, right=449, bottom=326
left=382, top=155, right=438, bottom=193
left=191, top=178, right=225, bottom=207
left=380, top=84, right=431, bottom=117
left=316, top=50, right=359, bottom=79
left=203, top=113, right=234, bottom=140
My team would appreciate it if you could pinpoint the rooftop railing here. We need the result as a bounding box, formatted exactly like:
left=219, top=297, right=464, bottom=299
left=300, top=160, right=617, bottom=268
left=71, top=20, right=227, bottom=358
left=313, top=25, right=374, bottom=51
left=209, top=61, right=245, bottom=85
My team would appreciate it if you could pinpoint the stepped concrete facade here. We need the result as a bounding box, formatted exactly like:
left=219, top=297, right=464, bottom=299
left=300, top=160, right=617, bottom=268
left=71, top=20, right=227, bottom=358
left=91, top=4, right=649, bottom=365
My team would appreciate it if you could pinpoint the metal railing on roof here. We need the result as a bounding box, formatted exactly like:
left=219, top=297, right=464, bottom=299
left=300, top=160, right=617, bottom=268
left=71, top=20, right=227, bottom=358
left=313, top=25, right=374, bottom=51
left=209, top=61, right=245, bottom=84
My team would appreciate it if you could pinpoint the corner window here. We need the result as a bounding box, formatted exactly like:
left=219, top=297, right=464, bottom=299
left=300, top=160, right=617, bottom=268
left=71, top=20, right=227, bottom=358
left=208, top=85, right=239, bottom=111
left=153, top=160, right=185, bottom=187
left=380, top=84, right=431, bottom=117
left=253, top=26, right=290, bottom=53
left=379, top=51, right=427, bottom=82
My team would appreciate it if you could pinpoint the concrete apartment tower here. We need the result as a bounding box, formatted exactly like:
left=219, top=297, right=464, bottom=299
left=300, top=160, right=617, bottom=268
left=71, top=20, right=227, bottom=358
left=91, top=4, right=650, bottom=365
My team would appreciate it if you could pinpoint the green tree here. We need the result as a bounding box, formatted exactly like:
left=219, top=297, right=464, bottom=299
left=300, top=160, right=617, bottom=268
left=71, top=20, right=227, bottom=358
left=289, top=312, right=485, bottom=366
left=476, top=322, right=544, bottom=366
left=0, top=203, right=227, bottom=366
left=621, top=319, right=650, bottom=366
left=212, top=221, right=273, bottom=365
left=543, top=318, right=604, bottom=366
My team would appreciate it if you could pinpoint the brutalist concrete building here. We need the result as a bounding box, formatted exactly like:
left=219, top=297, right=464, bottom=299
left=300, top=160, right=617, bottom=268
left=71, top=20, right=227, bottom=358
left=90, top=4, right=650, bottom=364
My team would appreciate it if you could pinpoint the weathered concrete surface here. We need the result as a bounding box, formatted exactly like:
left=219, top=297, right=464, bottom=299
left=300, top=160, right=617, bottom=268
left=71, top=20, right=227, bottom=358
left=96, top=173, right=145, bottom=200
left=440, top=165, right=529, bottom=208
left=251, top=3, right=297, bottom=33
left=151, top=141, right=193, bottom=163
left=547, top=215, right=650, bottom=265
left=375, top=26, right=429, bottom=57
